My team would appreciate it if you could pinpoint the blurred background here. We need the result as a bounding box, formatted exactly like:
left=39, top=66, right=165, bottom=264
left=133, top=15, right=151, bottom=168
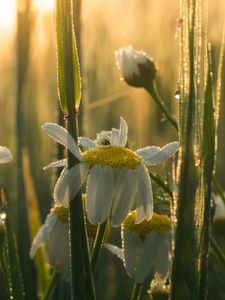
left=0, top=0, right=224, bottom=299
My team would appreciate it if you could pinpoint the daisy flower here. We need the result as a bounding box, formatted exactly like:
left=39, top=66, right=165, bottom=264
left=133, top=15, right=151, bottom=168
left=30, top=201, right=105, bottom=281
left=115, top=46, right=156, bottom=88
left=0, top=146, right=12, bottom=164
left=30, top=206, right=70, bottom=282
left=42, top=117, right=179, bottom=227
left=106, top=211, right=172, bottom=284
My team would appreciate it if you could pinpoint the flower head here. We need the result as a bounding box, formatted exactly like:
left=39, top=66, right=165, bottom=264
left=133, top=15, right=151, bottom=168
left=115, top=46, right=156, bottom=88
left=30, top=206, right=70, bottom=282
left=0, top=146, right=12, bottom=164
left=106, top=211, right=172, bottom=284
left=122, top=211, right=172, bottom=283
left=42, top=117, right=179, bottom=227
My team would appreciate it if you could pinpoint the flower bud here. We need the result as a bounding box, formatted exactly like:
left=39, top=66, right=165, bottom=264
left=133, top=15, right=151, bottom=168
left=115, top=46, right=156, bottom=88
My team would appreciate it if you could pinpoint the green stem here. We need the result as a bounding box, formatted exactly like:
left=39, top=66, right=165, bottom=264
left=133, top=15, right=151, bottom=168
left=130, top=282, right=143, bottom=300
left=42, top=273, right=58, bottom=300
left=0, top=249, right=11, bottom=300
left=56, top=0, right=95, bottom=298
left=149, top=171, right=173, bottom=198
left=91, top=220, right=108, bottom=273
left=210, top=236, right=225, bottom=269
left=145, top=83, right=178, bottom=131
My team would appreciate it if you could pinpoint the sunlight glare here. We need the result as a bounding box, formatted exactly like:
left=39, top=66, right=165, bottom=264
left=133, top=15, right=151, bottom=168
left=0, top=0, right=16, bottom=31
left=33, top=0, right=55, bottom=11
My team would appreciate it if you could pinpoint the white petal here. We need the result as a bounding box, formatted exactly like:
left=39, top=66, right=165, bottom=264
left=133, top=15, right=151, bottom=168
left=0, top=146, right=12, bottom=163
left=78, top=137, right=97, bottom=149
left=45, top=219, right=71, bottom=282
left=136, top=146, right=160, bottom=163
left=135, top=233, right=158, bottom=283
left=153, top=233, right=170, bottom=278
left=30, top=213, right=57, bottom=258
left=43, top=159, right=67, bottom=170
left=110, top=128, right=120, bottom=146
left=104, top=243, right=124, bottom=261
left=54, top=163, right=89, bottom=207
left=86, top=165, right=114, bottom=224
left=42, top=123, right=83, bottom=161
left=122, top=229, right=144, bottom=279
left=136, top=164, right=153, bottom=223
left=146, top=142, right=179, bottom=165
left=111, top=168, right=137, bottom=227
left=118, top=117, right=128, bottom=147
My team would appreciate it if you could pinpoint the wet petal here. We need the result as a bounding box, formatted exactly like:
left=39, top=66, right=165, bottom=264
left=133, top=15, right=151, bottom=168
left=110, top=128, right=120, bottom=146
left=0, top=146, right=12, bottom=163
left=104, top=243, right=124, bottom=261
left=44, top=159, right=67, bottom=170
left=118, top=117, right=128, bottom=147
left=122, top=229, right=144, bottom=279
left=136, top=146, right=160, bottom=163
left=111, top=168, right=137, bottom=227
left=42, top=123, right=83, bottom=161
left=30, top=213, right=57, bottom=258
left=45, top=219, right=71, bottom=282
left=153, top=233, right=170, bottom=278
left=146, top=142, right=179, bottom=165
left=78, top=137, right=97, bottom=149
left=86, top=165, right=114, bottom=224
left=136, top=164, right=153, bottom=223
left=135, top=233, right=158, bottom=283
left=54, top=163, right=89, bottom=207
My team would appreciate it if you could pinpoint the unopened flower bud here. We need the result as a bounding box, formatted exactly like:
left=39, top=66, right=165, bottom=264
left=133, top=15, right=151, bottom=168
left=115, top=46, right=156, bottom=88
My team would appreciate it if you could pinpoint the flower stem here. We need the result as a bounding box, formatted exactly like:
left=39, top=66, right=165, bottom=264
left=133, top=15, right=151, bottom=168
left=145, top=83, right=178, bottom=131
left=130, top=282, right=143, bottom=300
left=42, top=272, right=58, bottom=300
left=91, top=220, right=108, bottom=273
left=0, top=249, right=11, bottom=299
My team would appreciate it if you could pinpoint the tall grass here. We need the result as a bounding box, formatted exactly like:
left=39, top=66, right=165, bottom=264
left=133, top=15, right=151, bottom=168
left=0, top=0, right=224, bottom=299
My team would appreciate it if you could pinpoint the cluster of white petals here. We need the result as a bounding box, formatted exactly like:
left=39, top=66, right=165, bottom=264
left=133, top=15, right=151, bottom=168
left=42, top=117, right=179, bottom=227
left=30, top=208, right=70, bottom=282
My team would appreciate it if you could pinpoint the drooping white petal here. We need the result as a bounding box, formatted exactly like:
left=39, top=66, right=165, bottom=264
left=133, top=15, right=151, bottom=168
left=146, top=142, right=179, bottom=165
left=122, top=228, right=144, bottom=279
left=78, top=137, right=97, bottom=149
left=30, top=213, right=57, bottom=258
left=135, top=233, right=158, bottom=283
left=104, top=243, right=124, bottom=261
left=136, top=146, right=160, bottom=163
left=43, top=159, right=67, bottom=170
left=110, top=128, right=120, bottom=146
left=54, top=162, right=89, bottom=207
left=153, top=233, right=170, bottom=279
left=45, top=219, right=70, bottom=282
left=111, top=168, right=137, bottom=227
left=0, top=146, right=13, bottom=163
left=118, top=117, right=128, bottom=147
left=136, top=164, right=153, bottom=223
left=86, top=165, right=114, bottom=224
left=42, top=123, right=83, bottom=161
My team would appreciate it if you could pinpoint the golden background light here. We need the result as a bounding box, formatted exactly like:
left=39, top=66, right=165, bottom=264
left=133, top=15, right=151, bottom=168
left=0, top=0, right=16, bottom=31
left=33, top=0, right=55, bottom=11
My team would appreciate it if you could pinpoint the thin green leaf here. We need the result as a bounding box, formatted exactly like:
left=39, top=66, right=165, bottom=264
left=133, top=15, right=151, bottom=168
left=0, top=190, right=25, bottom=300
left=56, top=0, right=81, bottom=114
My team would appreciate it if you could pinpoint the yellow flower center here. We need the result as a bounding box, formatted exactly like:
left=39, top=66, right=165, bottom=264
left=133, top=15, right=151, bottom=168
left=82, top=145, right=142, bottom=169
left=123, top=211, right=172, bottom=236
left=51, top=206, right=69, bottom=223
